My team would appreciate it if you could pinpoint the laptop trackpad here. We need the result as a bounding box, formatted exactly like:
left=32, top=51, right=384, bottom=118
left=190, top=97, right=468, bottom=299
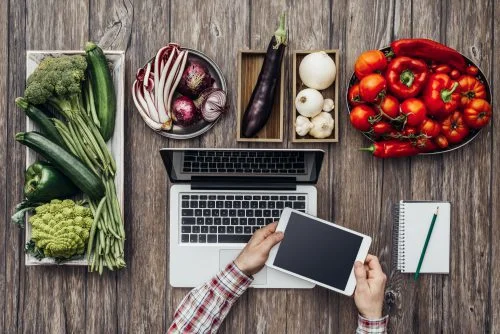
left=219, top=249, right=267, bottom=285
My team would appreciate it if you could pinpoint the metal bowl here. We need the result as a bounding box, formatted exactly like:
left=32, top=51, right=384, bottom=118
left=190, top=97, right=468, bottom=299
left=142, top=48, right=227, bottom=140
left=346, top=46, right=492, bottom=155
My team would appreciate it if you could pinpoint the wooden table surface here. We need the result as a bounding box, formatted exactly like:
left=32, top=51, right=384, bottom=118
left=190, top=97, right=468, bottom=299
left=1, top=0, right=499, bottom=333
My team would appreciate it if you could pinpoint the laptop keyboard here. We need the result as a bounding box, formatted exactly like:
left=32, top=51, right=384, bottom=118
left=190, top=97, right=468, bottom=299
left=182, top=150, right=306, bottom=174
left=180, top=193, right=307, bottom=243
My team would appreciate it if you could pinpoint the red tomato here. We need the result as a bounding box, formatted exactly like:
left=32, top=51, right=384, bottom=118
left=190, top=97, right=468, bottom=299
left=400, top=98, right=427, bottom=127
left=466, top=65, right=479, bottom=76
left=419, top=118, right=441, bottom=138
left=441, top=111, right=470, bottom=144
left=354, top=50, right=388, bottom=79
left=416, top=137, right=438, bottom=152
left=359, top=73, right=387, bottom=103
left=458, top=75, right=487, bottom=106
left=434, top=134, right=449, bottom=149
left=450, top=69, right=461, bottom=79
left=463, top=98, right=492, bottom=129
left=434, top=64, right=451, bottom=74
left=348, top=84, right=364, bottom=106
left=402, top=126, right=418, bottom=136
left=373, top=121, right=393, bottom=135
left=379, top=95, right=400, bottom=119
left=350, top=105, right=377, bottom=131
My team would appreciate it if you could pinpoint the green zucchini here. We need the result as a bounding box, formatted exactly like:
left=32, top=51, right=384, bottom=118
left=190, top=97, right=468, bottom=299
left=85, top=42, right=116, bottom=142
left=15, top=97, right=66, bottom=148
left=15, top=131, right=105, bottom=201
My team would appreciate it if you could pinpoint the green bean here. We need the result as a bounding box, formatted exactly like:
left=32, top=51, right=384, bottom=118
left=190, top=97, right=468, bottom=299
left=87, top=196, right=106, bottom=262
left=67, top=122, right=100, bottom=175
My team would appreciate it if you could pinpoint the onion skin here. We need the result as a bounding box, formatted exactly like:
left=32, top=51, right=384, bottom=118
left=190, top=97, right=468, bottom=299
left=177, top=60, right=214, bottom=98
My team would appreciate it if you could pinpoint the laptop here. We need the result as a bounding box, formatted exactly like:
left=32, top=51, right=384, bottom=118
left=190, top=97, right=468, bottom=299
left=160, top=148, right=324, bottom=288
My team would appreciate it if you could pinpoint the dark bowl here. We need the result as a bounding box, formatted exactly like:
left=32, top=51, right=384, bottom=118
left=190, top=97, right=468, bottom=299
left=346, top=46, right=492, bottom=155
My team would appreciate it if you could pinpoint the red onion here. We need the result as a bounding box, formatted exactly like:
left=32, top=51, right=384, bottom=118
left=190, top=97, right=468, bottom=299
left=177, top=60, right=215, bottom=98
left=195, top=88, right=227, bottom=122
left=171, top=96, right=199, bottom=127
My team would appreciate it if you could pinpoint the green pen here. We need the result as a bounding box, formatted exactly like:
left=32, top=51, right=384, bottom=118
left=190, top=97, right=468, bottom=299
left=414, top=206, right=439, bottom=281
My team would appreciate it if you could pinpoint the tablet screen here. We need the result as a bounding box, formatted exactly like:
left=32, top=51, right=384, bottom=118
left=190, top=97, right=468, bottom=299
left=273, top=212, right=363, bottom=290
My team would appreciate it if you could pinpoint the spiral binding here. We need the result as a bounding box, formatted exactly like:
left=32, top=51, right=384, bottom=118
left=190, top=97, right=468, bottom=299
left=392, top=203, right=406, bottom=272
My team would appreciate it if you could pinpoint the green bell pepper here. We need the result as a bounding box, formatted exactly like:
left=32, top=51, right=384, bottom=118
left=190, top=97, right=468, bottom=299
left=24, top=161, right=78, bottom=202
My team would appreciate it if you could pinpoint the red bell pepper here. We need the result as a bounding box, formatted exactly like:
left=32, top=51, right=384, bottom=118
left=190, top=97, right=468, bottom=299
left=360, top=140, right=420, bottom=158
left=391, top=38, right=467, bottom=72
left=423, top=73, right=460, bottom=119
left=386, top=56, right=429, bottom=99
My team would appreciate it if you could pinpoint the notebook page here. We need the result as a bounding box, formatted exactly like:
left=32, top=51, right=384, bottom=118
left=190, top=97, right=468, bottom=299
left=401, top=201, right=450, bottom=273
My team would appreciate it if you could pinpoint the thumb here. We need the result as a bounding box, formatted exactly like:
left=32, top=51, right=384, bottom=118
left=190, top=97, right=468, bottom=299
left=260, top=232, right=284, bottom=254
left=354, top=261, right=368, bottom=286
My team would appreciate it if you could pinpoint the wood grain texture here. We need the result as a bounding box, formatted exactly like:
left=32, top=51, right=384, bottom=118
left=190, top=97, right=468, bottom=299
left=1, top=0, right=498, bottom=333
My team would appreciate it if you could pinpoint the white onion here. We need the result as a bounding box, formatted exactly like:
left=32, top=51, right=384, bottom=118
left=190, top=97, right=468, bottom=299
left=295, top=88, right=324, bottom=118
left=299, top=51, right=336, bottom=90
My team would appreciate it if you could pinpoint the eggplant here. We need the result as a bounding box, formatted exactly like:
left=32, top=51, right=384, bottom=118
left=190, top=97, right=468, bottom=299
left=241, top=14, right=287, bottom=138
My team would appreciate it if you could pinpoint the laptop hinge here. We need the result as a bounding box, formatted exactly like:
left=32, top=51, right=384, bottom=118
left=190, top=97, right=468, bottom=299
left=191, top=181, right=296, bottom=191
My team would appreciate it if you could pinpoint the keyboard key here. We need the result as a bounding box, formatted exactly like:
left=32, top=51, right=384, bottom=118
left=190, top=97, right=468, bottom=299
left=236, top=226, right=243, bottom=234
left=218, top=226, right=226, bottom=233
left=298, top=196, right=306, bottom=200
left=182, top=201, right=189, bottom=208
left=264, top=210, right=271, bottom=217
left=196, top=218, right=204, bottom=225
left=225, top=201, right=232, bottom=208
left=182, top=226, right=191, bottom=233
left=182, top=195, right=189, bottom=199
left=229, top=209, right=236, bottom=216
left=201, top=226, right=208, bottom=233
left=227, top=195, right=235, bottom=200
left=248, top=218, right=256, bottom=225
left=209, top=226, right=217, bottom=233
left=266, top=218, right=273, bottom=224
left=227, top=226, right=235, bottom=233
left=244, top=196, right=252, bottom=200
left=240, top=218, right=248, bottom=225
left=259, top=201, right=267, bottom=208
left=216, top=201, right=224, bottom=208
left=181, top=234, right=189, bottom=242
left=280, top=196, right=287, bottom=200
left=276, top=202, right=284, bottom=209
left=182, top=218, right=195, bottom=225
left=257, top=218, right=265, bottom=225
left=221, top=209, right=228, bottom=216
left=182, top=209, right=194, bottom=216
left=233, top=201, right=241, bottom=208
left=192, top=226, right=200, bottom=233
left=285, top=202, right=293, bottom=208
left=203, top=209, right=211, bottom=216
left=262, top=196, right=270, bottom=200
left=272, top=210, right=280, bottom=217
left=217, top=195, right=225, bottom=200
left=251, top=201, right=258, bottom=208
left=268, top=202, right=275, bottom=209
left=209, top=195, right=216, bottom=200
left=191, top=195, right=199, bottom=200
left=231, top=218, right=238, bottom=225
left=244, top=226, right=252, bottom=234
left=236, top=195, right=243, bottom=200
left=190, top=235, right=198, bottom=243
left=237, top=209, right=245, bottom=216
left=223, top=218, right=230, bottom=225
left=242, top=201, right=250, bottom=208
left=253, top=195, right=261, bottom=200
left=199, top=202, right=207, bottom=208
left=212, top=209, right=220, bottom=216
left=289, top=196, right=296, bottom=201
left=218, top=234, right=251, bottom=243
left=199, top=235, right=206, bottom=243
left=190, top=201, right=198, bottom=208
left=200, top=195, right=207, bottom=200
left=208, top=201, right=215, bottom=208
left=195, top=209, right=202, bottom=216
left=271, top=196, right=278, bottom=200
left=255, top=210, right=263, bottom=217
left=293, top=202, right=306, bottom=209
left=214, top=218, right=222, bottom=225
left=208, top=235, right=217, bottom=243
left=206, top=218, right=213, bottom=225
left=246, top=210, right=254, bottom=217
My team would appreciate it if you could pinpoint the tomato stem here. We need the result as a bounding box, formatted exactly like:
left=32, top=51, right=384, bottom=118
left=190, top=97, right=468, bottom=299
left=400, top=69, right=415, bottom=87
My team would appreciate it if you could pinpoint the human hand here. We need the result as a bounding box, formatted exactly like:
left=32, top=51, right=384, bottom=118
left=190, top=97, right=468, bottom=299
left=234, top=222, right=284, bottom=276
left=353, top=254, right=387, bottom=320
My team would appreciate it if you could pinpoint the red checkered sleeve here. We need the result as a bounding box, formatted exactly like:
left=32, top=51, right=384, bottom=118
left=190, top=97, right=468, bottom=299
left=168, top=262, right=253, bottom=334
left=356, top=314, right=389, bottom=333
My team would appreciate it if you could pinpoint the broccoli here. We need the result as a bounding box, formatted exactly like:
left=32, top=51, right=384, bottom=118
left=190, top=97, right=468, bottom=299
left=27, top=199, right=93, bottom=260
left=24, top=55, right=88, bottom=119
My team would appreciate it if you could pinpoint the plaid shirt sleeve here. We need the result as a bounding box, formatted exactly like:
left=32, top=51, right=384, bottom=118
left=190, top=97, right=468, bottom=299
left=168, top=262, right=253, bottom=334
left=356, top=314, right=389, bottom=333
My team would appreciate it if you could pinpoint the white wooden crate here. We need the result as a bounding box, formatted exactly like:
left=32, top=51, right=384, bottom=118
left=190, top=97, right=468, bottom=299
left=24, top=50, right=125, bottom=266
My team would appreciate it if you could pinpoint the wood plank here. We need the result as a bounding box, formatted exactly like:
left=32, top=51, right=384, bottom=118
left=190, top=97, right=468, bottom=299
left=333, top=0, right=394, bottom=332
left=385, top=1, right=442, bottom=332
left=282, top=1, right=333, bottom=333
left=490, top=1, right=500, bottom=331
left=91, top=0, right=171, bottom=333
left=5, top=1, right=27, bottom=333
left=168, top=2, right=250, bottom=333
left=0, top=0, right=11, bottom=332
left=22, top=1, right=90, bottom=333
left=441, top=0, right=493, bottom=332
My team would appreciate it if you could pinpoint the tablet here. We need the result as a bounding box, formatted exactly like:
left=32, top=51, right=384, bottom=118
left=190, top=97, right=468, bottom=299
left=266, top=208, right=372, bottom=296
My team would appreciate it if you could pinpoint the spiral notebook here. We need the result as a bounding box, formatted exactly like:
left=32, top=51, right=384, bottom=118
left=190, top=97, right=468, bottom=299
left=393, top=201, right=451, bottom=273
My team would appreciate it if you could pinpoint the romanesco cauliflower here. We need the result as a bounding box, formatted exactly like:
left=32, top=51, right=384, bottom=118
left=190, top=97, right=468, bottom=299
left=28, top=199, right=93, bottom=259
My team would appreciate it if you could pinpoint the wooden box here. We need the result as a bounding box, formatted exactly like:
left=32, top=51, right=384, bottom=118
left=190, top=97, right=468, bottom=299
left=237, top=50, right=284, bottom=142
left=292, top=50, right=339, bottom=143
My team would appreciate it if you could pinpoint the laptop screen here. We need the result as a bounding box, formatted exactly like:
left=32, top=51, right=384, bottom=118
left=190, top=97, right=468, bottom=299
left=160, top=149, right=324, bottom=184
